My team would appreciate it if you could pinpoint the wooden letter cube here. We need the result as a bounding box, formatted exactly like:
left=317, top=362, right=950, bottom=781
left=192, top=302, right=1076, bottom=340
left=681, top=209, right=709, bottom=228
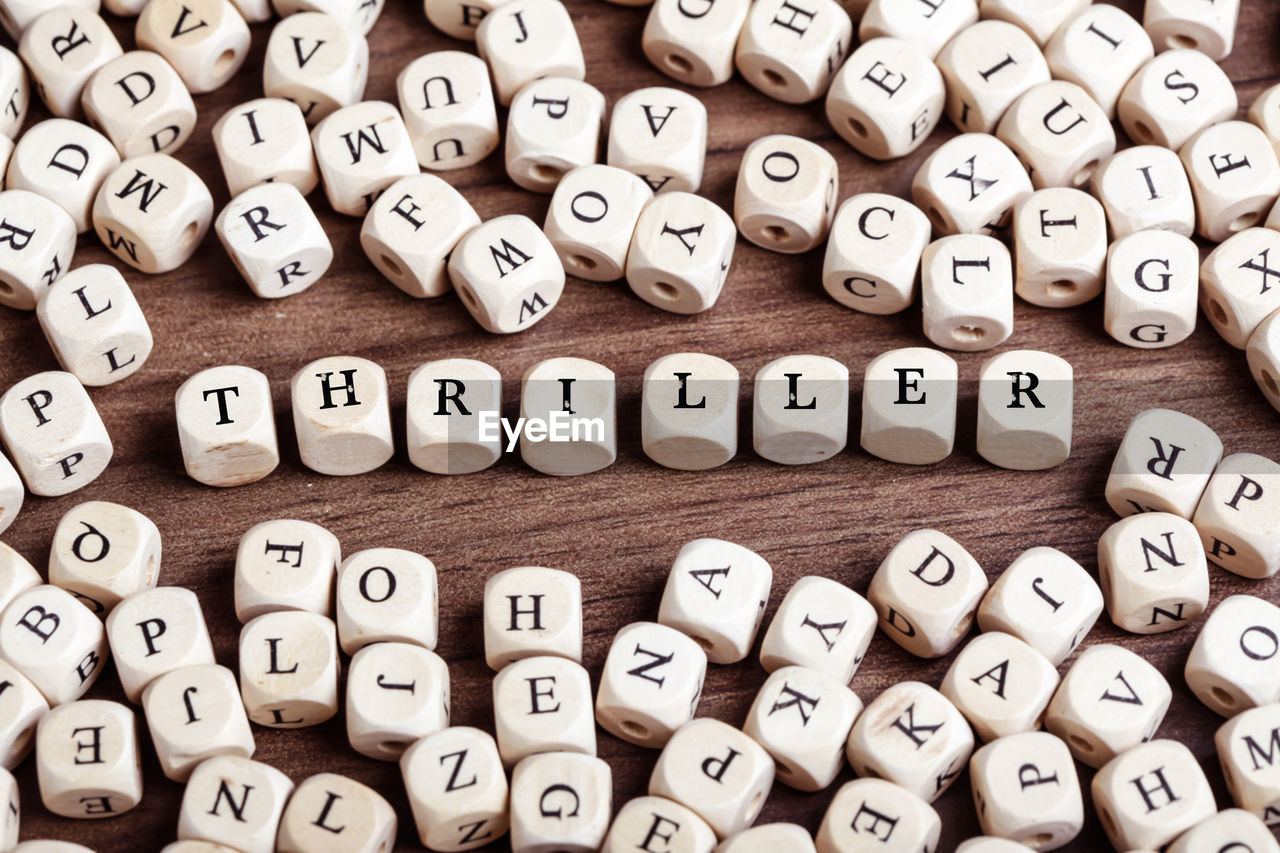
left=476, top=0, right=583, bottom=106
left=1249, top=310, right=1280, bottom=414
left=423, top=0, right=504, bottom=39
left=657, top=538, right=771, bottom=664
left=212, top=98, right=318, bottom=197
left=492, top=655, right=595, bottom=766
left=401, top=727, right=510, bottom=851
left=969, top=731, right=1083, bottom=848
left=37, top=264, right=153, bottom=386
left=607, top=87, right=707, bottom=195
left=0, top=584, right=106, bottom=705
left=913, top=134, right=1032, bottom=237
left=1044, top=643, right=1171, bottom=767
left=0, top=190, right=77, bottom=311
left=272, top=0, right=384, bottom=32
left=484, top=566, right=581, bottom=669
left=1182, top=121, right=1280, bottom=242
left=1106, top=408, right=1223, bottom=517
left=719, top=824, right=814, bottom=853
left=216, top=183, right=333, bottom=298
left=291, top=355, right=393, bottom=476
left=0, top=0, right=100, bottom=40
left=0, top=45, right=27, bottom=139
left=0, top=371, right=111, bottom=496
left=1143, top=0, right=1240, bottom=60
left=733, top=0, right=851, bottom=104
left=997, top=80, right=1115, bottom=189
left=336, top=548, right=437, bottom=653
left=406, top=358, right=502, bottom=475
left=93, top=154, right=213, bottom=274
left=1090, top=144, right=1195, bottom=239
left=135, top=0, right=249, bottom=94
left=1104, top=229, right=1199, bottom=349
left=141, top=664, right=254, bottom=782
left=759, top=575, right=875, bottom=683
left=1118, top=49, right=1237, bottom=150
left=1098, top=512, right=1209, bottom=634
left=626, top=191, right=736, bottom=314
left=1185, top=595, right=1280, bottom=716
left=1217, top=704, right=1280, bottom=825
left=35, top=699, right=140, bottom=818
left=816, top=778, right=940, bottom=853
left=346, top=642, right=449, bottom=760
left=1194, top=453, right=1280, bottom=579
left=544, top=165, right=651, bottom=281
left=504, top=77, right=603, bottom=194
left=603, top=796, right=716, bottom=853
left=921, top=234, right=1014, bottom=352
left=510, top=752, right=611, bottom=852
left=175, top=365, right=278, bottom=487
left=858, top=0, right=978, bottom=60
left=642, top=0, right=750, bottom=88
left=263, top=13, right=368, bottom=126
left=7, top=119, right=121, bottom=233
left=361, top=173, right=480, bottom=298
left=940, top=632, right=1059, bottom=742
left=311, top=100, right=418, bottom=217
left=447, top=214, right=564, bottom=333
left=826, top=38, right=944, bottom=161
left=845, top=681, right=974, bottom=803
left=277, top=772, right=396, bottom=853
left=1168, top=810, right=1279, bottom=853
left=234, top=518, right=340, bottom=622
left=1201, top=229, right=1280, bottom=349
left=178, top=755, right=294, bottom=853
left=1091, top=739, right=1216, bottom=850
left=744, top=665, right=862, bottom=791
left=860, top=347, right=958, bottom=465
left=238, top=611, right=339, bottom=728
left=397, top=51, right=499, bottom=171
left=106, top=587, right=213, bottom=702
left=976, top=349, right=1073, bottom=470
left=980, top=0, right=1088, bottom=46
left=81, top=51, right=196, bottom=158
left=752, top=355, right=847, bottom=465
left=977, top=547, right=1103, bottom=665
left=823, top=194, right=930, bottom=315
left=19, top=9, right=122, bottom=120
left=595, top=621, right=706, bottom=748
left=1250, top=83, right=1280, bottom=161
left=641, top=352, right=738, bottom=471
left=1012, top=188, right=1106, bottom=307
left=937, top=21, right=1050, bottom=135
left=650, top=718, right=773, bottom=838
left=1044, top=5, right=1153, bottom=118
left=734, top=135, right=836, bottom=253
left=0, top=658, right=47, bottom=769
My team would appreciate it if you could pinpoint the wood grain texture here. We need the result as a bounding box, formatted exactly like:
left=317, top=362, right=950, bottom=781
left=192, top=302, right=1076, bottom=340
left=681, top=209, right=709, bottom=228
left=2, top=1, right=1279, bottom=849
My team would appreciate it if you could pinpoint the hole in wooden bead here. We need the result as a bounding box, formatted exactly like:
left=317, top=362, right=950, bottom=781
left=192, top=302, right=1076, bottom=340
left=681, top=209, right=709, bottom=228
left=1132, top=120, right=1154, bottom=143
left=378, top=739, right=411, bottom=755
left=1263, top=369, right=1279, bottom=397
left=763, top=225, right=789, bottom=243
left=457, top=284, right=479, bottom=311
left=567, top=254, right=598, bottom=272
left=688, top=633, right=714, bottom=653
left=926, top=206, right=947, bottom=233
left=619, top=719, right=650, bottom=741
left=0, top=280, right=11, bottom=295
left=847, top=116, right=868, bottom=138
left=214, top=49, right=237, bottom=77
left=532, top=163, right=564, bottom=184
left=952, top=325, right=987, bottom=344
left=665, top=53, right=693, bottom=75
left=1025, top=832, right=1055, bottom=848
left=773, top=758, right=793, bottom=778
left=1067, top=734, right=1094, bottom=753
left=1230, top=211, right=1261, bottom=232
left=181, top=221, right=200, bottom=249
left=1074, top=160, right=1100, bottom=186
left=380, top=253, right=404, bottom=278
left=746, top=788, right=765, bottom=821
left=1098, top=806, right=1117, bottom=836
left=652, top=281, right=680, bottom=301
left=1048, top=279, right=1078, bottom=298
left=1211, top=686, right=1238, bottom=708
left=1170, top=33, right=1198, bottom=49
left=1209, top=298, right=1228, bottom=326
left=761, top=68, right=786, bottom=88
left=953, top=610, right=974, bottom=638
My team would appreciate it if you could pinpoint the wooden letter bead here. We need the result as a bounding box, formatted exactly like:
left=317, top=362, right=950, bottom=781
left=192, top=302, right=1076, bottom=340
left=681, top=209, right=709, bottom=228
left=650, top=718, right=773, bottom=838
left=273, top=0, right=384, bottom=33
left=483, top=566, right=581, bottom=669
left=475, top=0, right=583, bottom=106
left=216, top=183, right=332, bottom=298
left=860, top=347, right=958, bottom=466
left=234, top=518, right=340, bottom=622
left=626, top=191, right=736, bottom=314
left=1043, top=643, right=1172, bottom=767
left=336, top=548, right=437, bottom=654
left=1169, top=810, right=1280, bottom=853
left=859, top=0, right=977, bottom=60
left=504, top=78, right=604, bottom=194
left=277, top=773, right=396, bottom=853
left=979, top=0, right=1087, bottom=46
left=976, top=349, right=1073, bottom=471
left=1118, top=49, right=1237, bottom=151
left=37, top=265, right=151, bottom=387
left=1185, top=595, right=1280, bottom=716
left=816, top=778, right=940, bottom=853
left=759, top=576, right=875, bottom=683
left=1012, top=188, right=1106, bottom=307
left=346, top=642, right=449, bottom=760
left=311, top=101, right=417, bottom=217
left=1249, top=83, right=1280, bottom=160
left=81, top=52, right=196, bottom=158
left=212, top=99, right=318, bottom=197
left=846, top=681, right=974, bottom=803
left=447, top=214, right=565, bottom=333
left=1091, top=739, right=1216, bottom=850
left=7, top=119, right=120, bottom=233
left=733, top=0, right=851, bottom=104
left=1091, top=145, right=1195, bottom=238
left=237, top=611, right=339, bottom=728
left=743, top=665, right=862, bottom=791
left=228, top=0, right=270, bottom=21
left=595, top=622, right=706, bottom=749
left=641, top=353, right=738, bottom=471
left=263, top=13, right=368, bottom=126
left=178, top=756, right=294, bottom=853
left=0, top=1, right=99, bottom=40
left=1204, top=230, right=1280, bottom=350
left=19, top=9, right=122, bottom=120
left=424, top=0, right=511, bottom=42
left=752, top=355, right=847, bottom=465
left=997, top=81, right=1114, bottom=189
left=135, top=0, right=248, bottom=94
left=175, top=365, right=277, bottom=487
left=607, top=87, right=707, bottom=195
left=940, top=631, right=1059, bottom=742
left=0, top=46, right=25, bottom=140
left=1098, top=512, right=1209, bottom=634
left=1104, top=229, right=1199, bottom=349
left=1143, top=0, right=1240, bottom=60
left=1249, top=310, right=1280, bottom=414
left=718, top=825, right=814, bottom=853
left=362, top=173, right=480, bottom=298
left=405, top=358, right=502, bottom=475
left=492, top=655, right=595, bottom=766
left=510, top=752, right=611, bottom=852
left=641, top=0, right=750, bottom=88
left=921, top=234, right=1014, bottom=352
left=657, top=538, right=771, bottom=665
left=106, top=587, right=213, bottom=702
left=913, top=133, right=1032, bottom=237
left=1044, top=5, right=1153, bottom=119
left=867, top=529, right=987, bottom=659
left=977, top=547, right=1102, bottom=666
left=544, top=165, right=651, bottom=281
left=141, top=665, right=254, bottom=782
left=969, top=731, right=1083, bottom=848
left=603, top=796, right=716, bottom=853
left=1195, top=453, right=1280, bottom=579
left=1106, top=407, right=1222, bottom=517
left=1182, top=121, right=1280, bottom=242
left=826, top=38, right=943, bottom=161
left=35, top=699, right=141, bottom=818
left=0, top=372, right=111, bottom=496
left=0, top=658, right=47, bottom=769
left=401, top=727, right=510, bottom=851
left=93, top=154, right=213, bottom=274
left=0, top=190, right=77, bottom=311
left=822, top=194, right=931, bottom=315
left=290, top=355, right=393, bottom=476
left=1217, top=704, right=1280, bottom=824
left=520, top=357, right=616, bottom=475
left=397, top=51, right=498, bottom=171
left=936, top=21, right=1050, bottom=135
left=734, top=135, right=836, bottom=253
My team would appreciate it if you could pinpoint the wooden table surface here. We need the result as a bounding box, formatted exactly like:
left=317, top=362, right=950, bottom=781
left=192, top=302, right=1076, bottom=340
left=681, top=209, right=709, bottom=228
left=2, top=0, right=1279, bottom=850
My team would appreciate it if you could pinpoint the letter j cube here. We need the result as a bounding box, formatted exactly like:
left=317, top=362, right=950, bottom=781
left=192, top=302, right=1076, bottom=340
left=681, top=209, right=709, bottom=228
left=658, top=538, right=772, bottom=664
